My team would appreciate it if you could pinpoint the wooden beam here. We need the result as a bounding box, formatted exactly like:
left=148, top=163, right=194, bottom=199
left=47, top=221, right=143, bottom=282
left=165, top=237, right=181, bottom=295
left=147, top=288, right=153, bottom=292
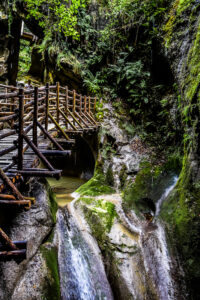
left=18, top=88, right=24, bottom=171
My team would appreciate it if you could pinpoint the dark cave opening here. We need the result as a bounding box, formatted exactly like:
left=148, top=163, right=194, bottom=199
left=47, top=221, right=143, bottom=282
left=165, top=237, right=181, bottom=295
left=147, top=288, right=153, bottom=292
left=47, top=136, right=97, bottom=181
left=151, top=39, right=174, bottom=86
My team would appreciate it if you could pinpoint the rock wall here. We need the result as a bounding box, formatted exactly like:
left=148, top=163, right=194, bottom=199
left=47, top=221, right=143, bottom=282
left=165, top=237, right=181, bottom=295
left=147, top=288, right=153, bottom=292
left=0, top=179, right=60, bottom=300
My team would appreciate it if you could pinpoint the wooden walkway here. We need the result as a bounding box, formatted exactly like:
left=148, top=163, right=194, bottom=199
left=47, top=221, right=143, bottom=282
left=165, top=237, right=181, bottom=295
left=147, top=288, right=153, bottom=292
left=0, top=82, right=98, bottom=260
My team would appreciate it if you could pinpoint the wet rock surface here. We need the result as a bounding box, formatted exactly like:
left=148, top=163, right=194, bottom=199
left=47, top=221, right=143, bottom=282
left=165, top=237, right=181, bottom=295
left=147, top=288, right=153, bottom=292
left=100, top=103, right=150, bottom=188
left=0, top=180, right=57, bottom=300
left=74, top=190, right=185, bottom=300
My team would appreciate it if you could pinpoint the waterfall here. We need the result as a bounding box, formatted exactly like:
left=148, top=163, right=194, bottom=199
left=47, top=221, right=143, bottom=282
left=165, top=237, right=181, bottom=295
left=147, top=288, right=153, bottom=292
left=155, top=175, right=178, bottom=216
left=57, top=209, right=113, bottom=300
left=141, top=175, right=180, bottom=300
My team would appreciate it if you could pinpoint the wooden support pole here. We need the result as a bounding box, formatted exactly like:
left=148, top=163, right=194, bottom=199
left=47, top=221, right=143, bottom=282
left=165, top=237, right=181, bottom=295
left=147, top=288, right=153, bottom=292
left=73, top=90, right=76, bottom=113
left=0, top=228, right=18, bottom=250
left=56, top=82, right=60, bottom=123
left=0, top=200, right=31, bottom=207
left=45, top=83, right=49, bottom=132
left=85, top=111, right=98, bottom=126
left=94, top=97, right=96, bottom=113
left=48, top=112, right=70, bottom=140
left=58, top=109, right=77, bottom=131
left=18, top=88, right=24, bottom=171
left=73, top=90, right=76, bottom=126
left=84, top=95, right=87, bottom=113
left=80, top=95, right=82, bottom=113
left=0, top=249, right=26, bottom=257
left=22, top=131, right=55, bottom=171
left=37, top=121, right=64, bottom=151
left=33, top=87, right=38, bottom=147
left=66, top=108, right=84, bottom=129
left=74, top=111, right=88, bottom=128
left=65, top=86, right=68, bottom=129
left=0, top=168, right=24, bottom=200
left=88, top=96, right=91, bottom=114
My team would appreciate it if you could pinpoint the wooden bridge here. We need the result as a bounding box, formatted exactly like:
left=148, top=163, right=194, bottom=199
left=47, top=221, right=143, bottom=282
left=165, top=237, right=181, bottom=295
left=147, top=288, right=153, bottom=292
left=0, top=82, right=98, bottom=260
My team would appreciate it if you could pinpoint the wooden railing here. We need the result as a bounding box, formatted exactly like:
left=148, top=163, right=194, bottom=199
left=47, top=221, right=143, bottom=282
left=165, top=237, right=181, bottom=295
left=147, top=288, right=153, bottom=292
left=0, top=82, right=99, bottom=260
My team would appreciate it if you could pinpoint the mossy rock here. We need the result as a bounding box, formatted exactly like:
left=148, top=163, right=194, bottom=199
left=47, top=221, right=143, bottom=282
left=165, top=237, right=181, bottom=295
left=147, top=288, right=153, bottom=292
left=40, top=232, right=60, bottom=300
left=122, top=155, right=182, bottom=217
left=76, top=165, right=115, bottom=196
left=78, top=197, right=117, bottom=247
left=161, top=155, right=200, bottom=298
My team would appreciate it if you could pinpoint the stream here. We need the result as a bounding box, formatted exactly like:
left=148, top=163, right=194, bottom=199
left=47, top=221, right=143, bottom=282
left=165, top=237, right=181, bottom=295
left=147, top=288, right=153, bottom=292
left=47, top=174, right=180, bottom=300
left=47, top=176, right=86, bottom=206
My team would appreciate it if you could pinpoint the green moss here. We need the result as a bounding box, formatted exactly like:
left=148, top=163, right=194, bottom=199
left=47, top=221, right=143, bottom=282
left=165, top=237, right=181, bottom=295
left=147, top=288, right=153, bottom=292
left=163, top=0, right=179, bottom=47
left=184, top=21, right=200, bottom=103
left=106, top=164, right=114, bottom=187
left=122, top=161, right=162, bottom=215
left=123, top=154, right=182, bottom=216
left=163, top=0, right=195, bottom=47
left=79, top=197, right=117, bottom=241
left=40, top=233, right=60, bottom=300
left=177, top=0, right=193, bottom=14
left=119, top=164, right=128, bottom=189
left=161, top=154, right=200, bottom=297
left=76, top=166, right=115, bottom=196
left=48, top=187, right=58, bottom=223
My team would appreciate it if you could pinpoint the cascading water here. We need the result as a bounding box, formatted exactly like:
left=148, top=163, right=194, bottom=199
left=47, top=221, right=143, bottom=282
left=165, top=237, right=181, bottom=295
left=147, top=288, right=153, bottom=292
left=155, top=175, right=178, bottom=216
left=57, top=209, right=113, bottom=300
left=140, top=175, right=181, bottom=300
left=52, top=172, right=182, bottom=300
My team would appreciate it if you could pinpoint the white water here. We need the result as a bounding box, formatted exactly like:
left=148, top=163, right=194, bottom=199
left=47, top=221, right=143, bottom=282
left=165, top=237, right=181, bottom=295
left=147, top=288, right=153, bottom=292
left=155, top=175, right=178, bottom=216
left=141, top=175, right=180, bottom=300
left=55, top=174, right=181, bottom=300
left=57, top=209, right=113, bottom=300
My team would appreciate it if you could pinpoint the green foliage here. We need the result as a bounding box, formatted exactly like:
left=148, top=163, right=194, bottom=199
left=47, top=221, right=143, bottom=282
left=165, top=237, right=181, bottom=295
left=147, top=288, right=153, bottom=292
left=18, top=39, right=32, bottom=80
left=24, top=0, right=89, bottom=39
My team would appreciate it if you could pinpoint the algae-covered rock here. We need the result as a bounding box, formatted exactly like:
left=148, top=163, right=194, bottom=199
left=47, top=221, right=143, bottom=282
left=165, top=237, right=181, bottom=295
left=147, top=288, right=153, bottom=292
left=75, top=192, right=182, bottom=300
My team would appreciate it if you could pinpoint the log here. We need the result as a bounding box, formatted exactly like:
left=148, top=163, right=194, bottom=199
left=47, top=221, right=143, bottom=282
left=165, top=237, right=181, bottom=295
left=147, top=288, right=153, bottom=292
left=22, top=131, right=54, bottom=171
left=18, top=88, right=24, bottom=170
left=0, top=240, right=27, bottom=251
left=37, top=121, right=64, bottom=151
left=0, top=249, right=26, bottom=257
left=0, top=200, right=30, bottom=206
left=48, top=112, right=70, bottom=141
left=7, top=169, right=62, bottom=178
left=41, top=150, right=70, bottom=157
left=0, top=114, right=17, bottom=122
left=0, top=130, right=16, bottom=140
left=0, top=228, right=18, bottom=250
left=0, top=168, right=24, bottom=200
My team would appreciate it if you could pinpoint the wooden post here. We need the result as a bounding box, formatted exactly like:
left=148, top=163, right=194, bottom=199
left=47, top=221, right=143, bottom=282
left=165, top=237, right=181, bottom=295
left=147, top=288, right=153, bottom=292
left=80, top=95, right=82, bottom=113
left=73, top=90, right=76, bottom=113
left=84, top=96, right=87, bottom=113
left=65, top=86, right=68, bottom=129
left=73, top=90, right=76, bottom=125
left=0, top=228, right=18, bottom=250
left=45, top=83, right=49, bottom=132
left=88, top=96, right=91, bottom=114
left=94, top=97, right=96, bottom=113
left=18, top=88, right=24, bottom=171
left=56, top=82, right=60, bottom=123
left=33, top=87, right=38, bottom=147
left=0, top=168, right=24, bottom=200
